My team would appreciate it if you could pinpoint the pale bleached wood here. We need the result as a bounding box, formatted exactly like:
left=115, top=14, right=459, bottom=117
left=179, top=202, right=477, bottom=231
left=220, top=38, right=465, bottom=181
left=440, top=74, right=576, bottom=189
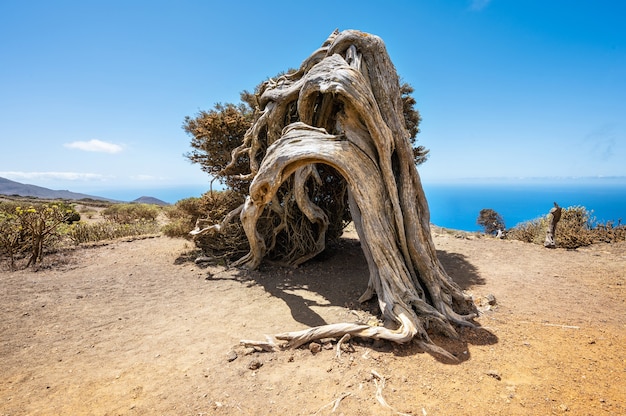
left=197, top=30, right=476, bottom=353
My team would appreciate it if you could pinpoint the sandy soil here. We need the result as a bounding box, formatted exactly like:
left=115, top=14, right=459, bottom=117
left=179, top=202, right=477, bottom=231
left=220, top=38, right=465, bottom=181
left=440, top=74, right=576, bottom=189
left=1, top=228, right=625, bottom=415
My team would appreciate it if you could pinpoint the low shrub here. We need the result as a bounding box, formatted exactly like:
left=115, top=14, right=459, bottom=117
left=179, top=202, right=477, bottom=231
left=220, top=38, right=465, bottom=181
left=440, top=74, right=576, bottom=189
left=506, top=217, right=547, bottom=244
left=0, top=208, right=23, bottom=270
left=507, top=206, right=625, bottom=249
left=554, top=206, right=594, bottom=248
left=193, top=190, right=249, bottom=260
left=162, top=197, right=203, bottom=239
left=162, top=190, right=248, bottom=260
left=0, top=202, right=80, bottom=268
left=162, top=191, right=245, bottom=242
left=67, top=220, right=161, bottom=244
left=102, top=203, right=160, bottom=223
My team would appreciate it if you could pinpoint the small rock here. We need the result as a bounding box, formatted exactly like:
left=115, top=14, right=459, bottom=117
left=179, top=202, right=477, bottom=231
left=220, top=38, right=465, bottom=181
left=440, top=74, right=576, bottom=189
left=486, top=370, right=501, bottom=380
left=226, top=350, right=238, bottom=362
left=248, top=359, right=262, bottom=370
left=485, top=294, right=497, bottom=305
left=309, top=342, right=322, bottom=354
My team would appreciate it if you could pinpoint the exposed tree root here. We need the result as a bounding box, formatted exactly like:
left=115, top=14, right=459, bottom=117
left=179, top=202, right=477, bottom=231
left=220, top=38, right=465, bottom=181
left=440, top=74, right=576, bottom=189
left=196, top=30, right=477, bottom=355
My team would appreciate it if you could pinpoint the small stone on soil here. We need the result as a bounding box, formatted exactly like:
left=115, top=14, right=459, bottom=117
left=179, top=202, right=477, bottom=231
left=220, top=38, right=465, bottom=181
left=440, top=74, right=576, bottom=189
left=226, top=350, right=238, bottom=362
left=486, top=370, right=501, bottom=380
left=248, top=359, right=262, bottom=370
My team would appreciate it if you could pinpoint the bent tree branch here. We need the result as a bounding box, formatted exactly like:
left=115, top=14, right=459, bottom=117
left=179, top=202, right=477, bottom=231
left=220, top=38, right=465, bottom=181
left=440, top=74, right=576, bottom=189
left=195, top=30, right=476, bottom=357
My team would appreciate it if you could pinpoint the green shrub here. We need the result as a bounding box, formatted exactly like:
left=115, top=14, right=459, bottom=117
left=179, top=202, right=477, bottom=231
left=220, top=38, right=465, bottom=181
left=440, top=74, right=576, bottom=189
left=67, top=220, right=160, bottom=244
left=0, top=208, right=23, bottom=270
left=161, top=190, right=247, bottom=259
left=477, top=208, right=506, bottom=235
left=102, top=203, right=160, bottom=223
left=162, top=191, right=244, bottom=241
left=162, top=197, right=203, bottom=239
left=0, top=202, right=79, bottom=268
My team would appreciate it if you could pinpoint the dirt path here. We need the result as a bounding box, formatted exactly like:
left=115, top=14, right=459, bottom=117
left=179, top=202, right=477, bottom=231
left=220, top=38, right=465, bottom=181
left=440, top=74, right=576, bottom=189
left=1, top=231, right=625, bottom=415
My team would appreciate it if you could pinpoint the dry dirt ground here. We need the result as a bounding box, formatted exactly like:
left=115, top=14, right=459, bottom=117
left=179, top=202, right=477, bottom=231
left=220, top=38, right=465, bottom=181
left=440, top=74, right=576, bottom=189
left=1, top=228, right=625, bottom=415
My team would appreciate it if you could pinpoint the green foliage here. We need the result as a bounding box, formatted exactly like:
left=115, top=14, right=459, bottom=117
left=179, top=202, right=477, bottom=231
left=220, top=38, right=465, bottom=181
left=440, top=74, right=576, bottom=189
left=506, top=206, right=625, bottom=249
left=0, top=206, right=23, bottom=270
left=0, top=199, right=164, bottom=269
left=183, top=102, right=255, bottom=193
left=102, top=203, right=160, bottom=224
left=400, top=82, right=428, bottom=165
left=0, top=201, right=80, bottom=268
left=477, top=208, right=506, bottom=235
left=161, top=191, right=247, bottom=243
left=67, top=220, right=160, bottom=244
left=161, top=197, right=204, bottom=239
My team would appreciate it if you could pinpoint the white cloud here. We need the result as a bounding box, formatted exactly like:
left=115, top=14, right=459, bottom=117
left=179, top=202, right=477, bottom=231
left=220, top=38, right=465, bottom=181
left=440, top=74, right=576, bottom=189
left=0, top=171, right=110, bottom=181
left=64, top=139, right=123, bottom=154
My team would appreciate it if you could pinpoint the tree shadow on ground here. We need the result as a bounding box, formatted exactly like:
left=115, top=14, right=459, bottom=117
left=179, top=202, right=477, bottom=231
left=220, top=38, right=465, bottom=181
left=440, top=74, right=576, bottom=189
left=180, top=235, right=497, bottom=363
left=436, top=249, right=485, bottom=290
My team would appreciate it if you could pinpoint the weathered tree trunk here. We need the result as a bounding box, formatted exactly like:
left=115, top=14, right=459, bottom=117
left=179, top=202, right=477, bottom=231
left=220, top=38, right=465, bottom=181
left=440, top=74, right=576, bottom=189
left=544, top=202, right=563, bottom=248
left=198, top=30, right=476, bottom=357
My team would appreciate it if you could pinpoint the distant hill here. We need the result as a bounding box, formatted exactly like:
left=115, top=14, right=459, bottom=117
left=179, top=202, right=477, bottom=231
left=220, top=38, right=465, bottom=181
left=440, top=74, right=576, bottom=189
left=132, top=196, right=170, bottom=206
left=0, top=176, right=114, bottom=201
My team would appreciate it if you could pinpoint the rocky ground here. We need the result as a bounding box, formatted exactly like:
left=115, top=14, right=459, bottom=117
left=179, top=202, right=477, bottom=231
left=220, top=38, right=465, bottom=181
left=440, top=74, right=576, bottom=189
left=1, top=228, right=625, bottom=415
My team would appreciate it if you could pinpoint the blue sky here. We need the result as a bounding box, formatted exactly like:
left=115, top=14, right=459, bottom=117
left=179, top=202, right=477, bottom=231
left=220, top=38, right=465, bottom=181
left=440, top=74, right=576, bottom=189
left=1, top=0, right=624, bottom=202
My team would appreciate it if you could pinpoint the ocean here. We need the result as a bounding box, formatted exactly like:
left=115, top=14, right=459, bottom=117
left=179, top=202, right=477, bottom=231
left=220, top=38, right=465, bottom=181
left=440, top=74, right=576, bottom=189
left=101, top=180, right=626, bottom=233
left=422, top=181, right=626, bottom=232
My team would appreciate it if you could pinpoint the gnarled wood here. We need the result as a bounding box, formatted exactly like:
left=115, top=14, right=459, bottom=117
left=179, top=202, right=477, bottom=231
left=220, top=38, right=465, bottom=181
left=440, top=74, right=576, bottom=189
left=544, top=202, right=563, bottom=248
left=195, top=30, right=476, bottom=354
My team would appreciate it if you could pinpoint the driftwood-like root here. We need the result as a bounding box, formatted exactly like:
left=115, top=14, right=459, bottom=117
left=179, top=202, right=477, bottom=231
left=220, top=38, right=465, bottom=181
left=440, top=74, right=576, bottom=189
left=199, top=30, right=476, bottom=354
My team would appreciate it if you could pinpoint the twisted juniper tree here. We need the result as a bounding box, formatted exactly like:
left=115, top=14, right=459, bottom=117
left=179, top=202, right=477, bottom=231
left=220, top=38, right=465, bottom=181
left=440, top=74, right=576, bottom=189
left=192, top=30, right=476, bottom=357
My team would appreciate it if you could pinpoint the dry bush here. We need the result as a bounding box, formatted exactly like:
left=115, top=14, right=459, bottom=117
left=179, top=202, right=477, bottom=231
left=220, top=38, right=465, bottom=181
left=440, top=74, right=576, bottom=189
left=162, top=191, right=249, bottom=260
left=506, top=217, right=547, bottom=244
left=507, top=206, right=625, bottom=248
left=592, top=220, right=626, bottom=243
left=555, top=206, right=594, bottom=248
left=191, top=190, right=249, bottom=261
